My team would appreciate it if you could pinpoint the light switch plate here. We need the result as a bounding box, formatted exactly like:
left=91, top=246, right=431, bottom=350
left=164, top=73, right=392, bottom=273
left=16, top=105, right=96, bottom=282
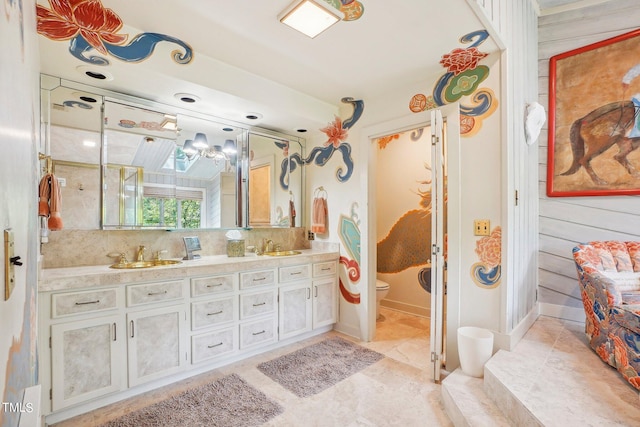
left=4, top=229, right=15, bottom=300
left=474, top=220, right=490, bottom=236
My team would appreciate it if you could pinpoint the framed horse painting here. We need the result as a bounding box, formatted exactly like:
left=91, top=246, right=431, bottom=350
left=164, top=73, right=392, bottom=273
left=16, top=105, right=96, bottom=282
left=547, top=28, right=640, bottom=197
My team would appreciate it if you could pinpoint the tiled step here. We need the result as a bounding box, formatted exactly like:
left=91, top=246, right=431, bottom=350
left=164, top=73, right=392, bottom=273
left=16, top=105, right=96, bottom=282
left=441, top=368, right=512, bottom=427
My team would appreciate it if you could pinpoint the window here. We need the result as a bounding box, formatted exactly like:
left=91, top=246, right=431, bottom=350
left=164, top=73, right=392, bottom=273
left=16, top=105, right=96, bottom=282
left=143, top=185, right=205, bottom=228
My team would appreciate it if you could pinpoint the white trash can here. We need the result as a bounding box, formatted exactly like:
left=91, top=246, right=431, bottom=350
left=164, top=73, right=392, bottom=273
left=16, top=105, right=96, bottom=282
left=457, top=326, right=494, bottom=378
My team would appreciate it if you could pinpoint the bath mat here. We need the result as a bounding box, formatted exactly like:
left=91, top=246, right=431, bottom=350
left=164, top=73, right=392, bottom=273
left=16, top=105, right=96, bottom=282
left=99, top=373, right=283, bottom=427
left=257, top=336, right=384, bottom=397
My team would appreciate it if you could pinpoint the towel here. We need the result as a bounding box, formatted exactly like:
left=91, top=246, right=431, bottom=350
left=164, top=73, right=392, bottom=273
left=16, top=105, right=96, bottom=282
left=38, top=174, right=51, bottom=217
left=289, top=200, right=296, bottom=228
left=311, top=197, right=327, bottom=234
left=38, top=173, right=63, bottom=230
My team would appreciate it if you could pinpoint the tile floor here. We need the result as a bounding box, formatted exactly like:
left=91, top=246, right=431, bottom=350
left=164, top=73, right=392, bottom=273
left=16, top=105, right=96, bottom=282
left=52, top=307, right=451, bottom=427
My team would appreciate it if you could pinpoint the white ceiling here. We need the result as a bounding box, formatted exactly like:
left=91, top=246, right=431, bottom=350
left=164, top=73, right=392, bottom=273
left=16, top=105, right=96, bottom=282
left=37, top=0, right=499, bottom=138
left=38, top=1, right=618, bottom=138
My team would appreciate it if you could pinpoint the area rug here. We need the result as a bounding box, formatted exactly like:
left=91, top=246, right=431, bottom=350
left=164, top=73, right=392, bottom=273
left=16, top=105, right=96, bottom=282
left=99, top=374, right=283, bottom=427
left=257, top=336, right=384, bottom=398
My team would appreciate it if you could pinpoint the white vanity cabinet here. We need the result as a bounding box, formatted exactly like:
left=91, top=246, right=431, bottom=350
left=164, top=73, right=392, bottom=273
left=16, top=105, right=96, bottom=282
left=39, top=251, right=339, bottom=424
left=45, top=288, right=125, bottom=411
left=278, top=260, right=337, bottom=341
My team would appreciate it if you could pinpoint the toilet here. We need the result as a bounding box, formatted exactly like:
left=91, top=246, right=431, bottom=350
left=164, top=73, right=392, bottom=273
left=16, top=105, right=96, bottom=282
left=375, top=279, right=390, bottom=320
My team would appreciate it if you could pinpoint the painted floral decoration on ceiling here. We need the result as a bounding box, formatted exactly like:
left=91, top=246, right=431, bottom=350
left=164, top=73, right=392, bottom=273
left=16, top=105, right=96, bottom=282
left=36, top=0, right=193, bottom=66
left=324, top=0, right=364, bottom=21
left=471, top=226, right=501, bottom=288
left=410, top=30, right=497, bottom=137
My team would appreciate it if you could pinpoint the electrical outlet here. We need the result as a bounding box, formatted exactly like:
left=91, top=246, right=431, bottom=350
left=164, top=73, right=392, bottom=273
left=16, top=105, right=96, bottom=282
left=474, top=219, right=490, bottom=236
left=307, top=231, right=315, bottom=240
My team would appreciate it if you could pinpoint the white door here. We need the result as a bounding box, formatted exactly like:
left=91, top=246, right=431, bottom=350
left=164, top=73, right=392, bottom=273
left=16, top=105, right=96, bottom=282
left=429, top=109, right=446, bottom=382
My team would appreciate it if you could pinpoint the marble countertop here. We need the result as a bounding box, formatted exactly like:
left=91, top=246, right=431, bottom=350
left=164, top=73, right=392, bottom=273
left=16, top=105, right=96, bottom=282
left=39, top=249, right=340, bottom=292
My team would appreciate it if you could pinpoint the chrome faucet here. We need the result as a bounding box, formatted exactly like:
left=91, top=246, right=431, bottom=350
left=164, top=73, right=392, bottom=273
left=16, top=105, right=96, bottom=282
left=136, top=245, right=146, bottom=262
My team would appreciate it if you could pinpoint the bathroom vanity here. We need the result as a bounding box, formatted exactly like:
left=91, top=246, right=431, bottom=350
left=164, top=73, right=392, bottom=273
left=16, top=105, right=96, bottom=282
left=38, top=249, right=338, bottom=424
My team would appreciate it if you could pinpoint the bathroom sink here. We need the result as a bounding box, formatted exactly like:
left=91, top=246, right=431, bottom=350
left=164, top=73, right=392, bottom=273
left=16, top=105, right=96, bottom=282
left=263, top=250, right=302, bottom=257
left=109, top=259, right=182, bottom=269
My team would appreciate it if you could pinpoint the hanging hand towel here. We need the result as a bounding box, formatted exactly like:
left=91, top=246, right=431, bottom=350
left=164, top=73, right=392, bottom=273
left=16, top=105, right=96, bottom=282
left=48, top=172, right=63, bottom=230
left=311, top=196, right=327, bottom=234
left=38, top=173, right=51, bottom=217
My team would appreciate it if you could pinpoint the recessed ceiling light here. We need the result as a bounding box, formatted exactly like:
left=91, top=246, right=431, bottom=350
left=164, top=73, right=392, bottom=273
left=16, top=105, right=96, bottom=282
left=174, top=93, right=200, bottom=103
left=245, top=112, right=263, bottom=120
left=296, top=128, right=308, bottom=133
left=79, top=96, right=97, bottom=103
left=222, top=127, right=234, bottom=132
left=76, top=65, right=113, bottom=81
left=83, top=140, right=96, bottom=147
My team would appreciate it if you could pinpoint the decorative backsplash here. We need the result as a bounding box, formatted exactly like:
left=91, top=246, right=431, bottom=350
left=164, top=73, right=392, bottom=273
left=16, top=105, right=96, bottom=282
left=41, top=228, right=311, bottom=269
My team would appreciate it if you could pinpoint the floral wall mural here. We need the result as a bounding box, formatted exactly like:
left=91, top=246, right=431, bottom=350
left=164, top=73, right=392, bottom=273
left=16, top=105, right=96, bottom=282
left=375, top=128, right=435, bottom=300
left=36, top=0, right=193, bottom=65
left=409, top=30, right=497, bottom=137
left=338, top=203, right=361, bottom=304
left=471, top=226, right=501, bottom=288
left=285, top=97, right=364, bottom=186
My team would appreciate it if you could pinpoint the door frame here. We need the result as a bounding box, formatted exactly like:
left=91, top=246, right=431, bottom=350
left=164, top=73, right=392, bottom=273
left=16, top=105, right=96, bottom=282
left=361, top=104, right=461, bottom=371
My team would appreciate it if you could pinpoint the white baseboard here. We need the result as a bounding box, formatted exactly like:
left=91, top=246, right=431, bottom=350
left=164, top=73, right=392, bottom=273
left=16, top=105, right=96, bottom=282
left=539, top=302, right=585, bottom=323
left=380, top=299, right=429, bottom=318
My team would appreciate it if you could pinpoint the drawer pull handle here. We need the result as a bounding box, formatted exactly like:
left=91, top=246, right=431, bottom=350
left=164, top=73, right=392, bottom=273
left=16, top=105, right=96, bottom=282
left=252, top=330, right=266, bottom=336
left=253, top=277, right=266, bottom=281
left=207, top=283, right=223, bottom=288
left=147, top=290, right=168, bottom=296
left=207, top=310, right=223, bottom=316
left=75, top=299, right=100, bottom=305
left=321, top=267, right=331, bottom=271
left=252, top=302, right=266, bottom=307
left=208, top=342, right=224, bottom=348
left=291, top=271, right=302, bottom=275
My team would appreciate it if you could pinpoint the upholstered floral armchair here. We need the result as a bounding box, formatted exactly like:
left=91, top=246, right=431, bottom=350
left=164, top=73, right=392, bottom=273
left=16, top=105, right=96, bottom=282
left=573, top=241, right=640, bottom=390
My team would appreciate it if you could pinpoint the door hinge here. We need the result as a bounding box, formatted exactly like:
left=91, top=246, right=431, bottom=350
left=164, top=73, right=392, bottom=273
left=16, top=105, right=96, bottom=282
left=515, top=190, right=519, bottom=206
left=430, top=351, right=439, bottom=362
left=431, top=244, right=440, bottom=256
left=431, top=134, right=439, bottom=146
left=49, top=388, right=52, bottom=400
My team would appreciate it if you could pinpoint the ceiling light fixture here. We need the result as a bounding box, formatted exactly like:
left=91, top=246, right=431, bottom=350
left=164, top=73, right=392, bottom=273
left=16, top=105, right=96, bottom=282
left=278, top=0, right=341, bottom=38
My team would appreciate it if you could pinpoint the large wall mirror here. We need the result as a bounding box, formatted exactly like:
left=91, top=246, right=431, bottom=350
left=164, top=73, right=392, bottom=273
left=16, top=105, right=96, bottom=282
left=40, top=75, right=305, bottom=231
left=248, top=132, right=303, bottom=227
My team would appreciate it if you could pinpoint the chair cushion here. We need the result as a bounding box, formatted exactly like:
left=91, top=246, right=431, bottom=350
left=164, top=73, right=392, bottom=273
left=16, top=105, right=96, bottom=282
left=590, top=241, right=617, bottom=272
left=601, top=271, right=640, bottom=292
left=627, top=242, right=640, bottom=272
left=612, top=304, right=640, bottom=335
left=606, top=241, right=634, bottom=272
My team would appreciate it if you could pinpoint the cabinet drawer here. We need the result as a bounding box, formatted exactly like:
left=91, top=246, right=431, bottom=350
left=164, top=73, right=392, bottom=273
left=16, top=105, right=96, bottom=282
left=127, top=280, right=183, bottom=307
left=239, top=317, right=277, bottom=349
left=191, top=297, right=235, bottom=330
left=313, top=261, right=337, bottom=277
left=191, top=328, right=236, bottom=363
left=52, top=288, right=118, bottom=318
left=240, top=290, right=276, bottom=319
left=239, top=269, right=275, bottom=289
left=279, top=264, right=311, bottom=283
left=191, top=274, right=236, bottom=297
